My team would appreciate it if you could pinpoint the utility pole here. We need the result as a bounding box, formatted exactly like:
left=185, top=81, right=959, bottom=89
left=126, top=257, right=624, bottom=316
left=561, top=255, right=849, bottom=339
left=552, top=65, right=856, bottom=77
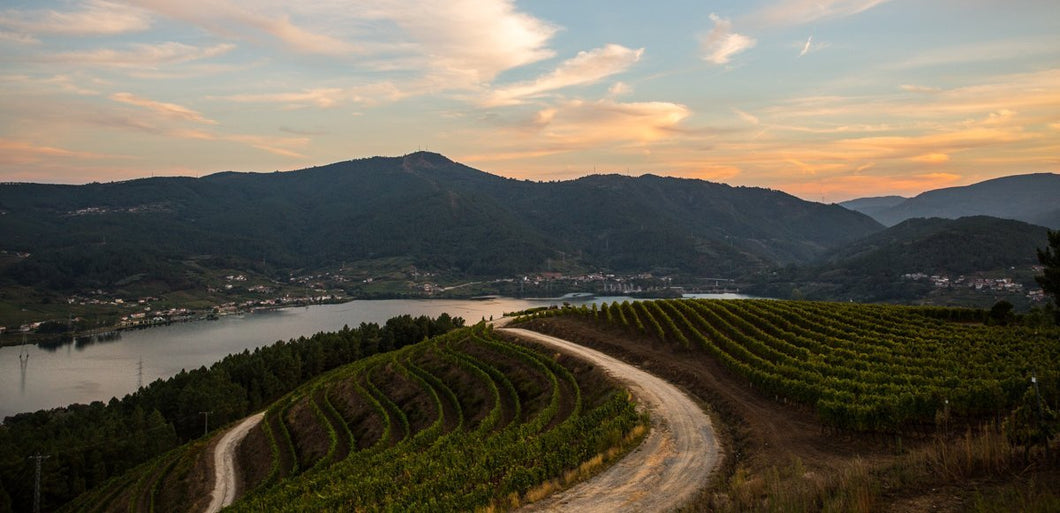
left=200, top=411, right=213, bottom=437
left=1031, top=372, right=1048, bottom=459
left=29, top=453, right=49, bottom=513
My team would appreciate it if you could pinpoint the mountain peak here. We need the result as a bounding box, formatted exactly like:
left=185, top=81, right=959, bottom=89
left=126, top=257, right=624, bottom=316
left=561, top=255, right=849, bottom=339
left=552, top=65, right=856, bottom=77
left=402, top=151, right=453, bottom=169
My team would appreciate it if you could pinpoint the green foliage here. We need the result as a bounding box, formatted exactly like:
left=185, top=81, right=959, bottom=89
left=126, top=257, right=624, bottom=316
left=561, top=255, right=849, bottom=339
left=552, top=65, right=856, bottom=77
left=0, top=153, right=881, bottom=298
left=219, top=325, right=645, bottom=512
left=0, top=313, right=463, bottom=513
left=753, top=216, right=1051, bottom=303
left=988, top=300, right=1015, bottom=326
left=534, top=299, right=1060, bottom=435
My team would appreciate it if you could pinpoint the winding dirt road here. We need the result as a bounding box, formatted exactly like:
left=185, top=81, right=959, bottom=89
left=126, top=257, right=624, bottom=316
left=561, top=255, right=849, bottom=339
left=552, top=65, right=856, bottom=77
left=500, top=326, right=722, bottom=513
left=204, top=412, right=264, bottom=513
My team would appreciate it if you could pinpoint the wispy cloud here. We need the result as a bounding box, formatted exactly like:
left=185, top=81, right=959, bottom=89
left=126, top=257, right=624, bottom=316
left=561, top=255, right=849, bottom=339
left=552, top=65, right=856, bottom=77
left=125, top=0, right=358, bottom=55
left=128, top=0, right=557, bottom=85
left=0, top=0, right=152, bottom=36
left=111, top=92, right=217, bottom=124
left=217, top=82, right=407, bottom=109
left=46, top=41, right=235, bottom=68
left=608, top=82, right=632, bottom=97
left=701, top=14, right=756, bottom=65
left=750, top=0, right=891, bottom=27
left=0, top=30, right=39, bottom=44
left=799, top=35, right=814, bottom=57
left=0, top=138, right=113, bottom=165
left=886, top=36, right=1060, bottom=69
left=900, top=84, right=942, bottom=94
left=485, top=44, right=644, bottom=106
left=474, top=99, right=692, bottom=159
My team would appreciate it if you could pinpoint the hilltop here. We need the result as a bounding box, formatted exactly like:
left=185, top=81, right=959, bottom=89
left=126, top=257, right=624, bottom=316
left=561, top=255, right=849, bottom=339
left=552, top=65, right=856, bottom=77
left=841, top=173, right=1060, bottom=228
left=0, top=152, right=881, bottom=326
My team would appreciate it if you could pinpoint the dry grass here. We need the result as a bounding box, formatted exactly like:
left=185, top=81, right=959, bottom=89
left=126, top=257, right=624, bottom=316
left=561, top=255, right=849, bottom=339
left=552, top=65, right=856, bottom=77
left=702, top=427, right=1057, bottom=513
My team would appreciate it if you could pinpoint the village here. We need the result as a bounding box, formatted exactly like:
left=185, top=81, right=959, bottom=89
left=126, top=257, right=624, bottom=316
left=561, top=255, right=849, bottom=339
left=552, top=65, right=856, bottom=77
left=901, top=265, right=1047, bottom=302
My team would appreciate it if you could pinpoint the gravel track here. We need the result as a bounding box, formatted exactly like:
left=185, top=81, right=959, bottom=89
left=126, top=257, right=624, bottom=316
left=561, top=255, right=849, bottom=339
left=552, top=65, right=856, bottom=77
left=501, top=327, right=722, bottom=513
left=204, top=412, right=265, bottom=513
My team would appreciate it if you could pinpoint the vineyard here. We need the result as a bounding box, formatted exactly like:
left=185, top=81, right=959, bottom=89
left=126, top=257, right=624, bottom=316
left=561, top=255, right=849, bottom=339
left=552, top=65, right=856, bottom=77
left=518, top=299, right=1060, bottom=434
left=58, top=324, right=646, bottom=512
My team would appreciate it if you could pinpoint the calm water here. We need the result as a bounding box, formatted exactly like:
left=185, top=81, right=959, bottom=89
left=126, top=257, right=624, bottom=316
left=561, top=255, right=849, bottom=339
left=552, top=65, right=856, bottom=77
left=0, top=294, right=747, bottom=419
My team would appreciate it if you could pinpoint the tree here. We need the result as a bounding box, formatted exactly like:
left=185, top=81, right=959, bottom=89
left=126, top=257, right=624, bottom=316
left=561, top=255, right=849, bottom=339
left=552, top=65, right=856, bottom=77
left=1035, top=229, right=1060, bottom=306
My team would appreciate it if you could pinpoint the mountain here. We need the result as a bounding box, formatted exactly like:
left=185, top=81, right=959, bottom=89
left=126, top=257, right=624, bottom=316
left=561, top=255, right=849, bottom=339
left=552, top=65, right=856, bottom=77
left=842, top=173, right=1060, bottom=228
left=818, top=216, right=1049, bottom=275
left=750, top=216, right=1051, bottom=302
left=838, top=195, right=906, bottom=219
left=0, top=152, right=882, bottom=294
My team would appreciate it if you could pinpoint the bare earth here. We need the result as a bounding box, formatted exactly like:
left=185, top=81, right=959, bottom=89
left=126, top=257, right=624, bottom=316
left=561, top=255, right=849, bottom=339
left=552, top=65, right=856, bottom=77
left=204, top=412, right=265, bottom=513
left=500, top=327, right=723, bottom=513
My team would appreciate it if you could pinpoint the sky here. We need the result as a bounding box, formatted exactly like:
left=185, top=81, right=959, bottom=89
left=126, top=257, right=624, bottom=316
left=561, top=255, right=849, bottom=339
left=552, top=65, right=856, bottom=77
left=1, top=0, right=1058, bottom=201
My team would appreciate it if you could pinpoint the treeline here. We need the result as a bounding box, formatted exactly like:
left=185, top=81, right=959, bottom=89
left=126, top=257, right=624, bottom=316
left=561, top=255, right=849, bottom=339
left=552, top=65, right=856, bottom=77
left=0, top=313, right=462, bottom=513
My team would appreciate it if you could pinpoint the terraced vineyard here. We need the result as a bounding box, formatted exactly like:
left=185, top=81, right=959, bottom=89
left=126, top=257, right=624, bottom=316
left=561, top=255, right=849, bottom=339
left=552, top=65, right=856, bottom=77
left=520, top=299, right=1060, bottom=433
left=59, top=324, right=646, bottom=512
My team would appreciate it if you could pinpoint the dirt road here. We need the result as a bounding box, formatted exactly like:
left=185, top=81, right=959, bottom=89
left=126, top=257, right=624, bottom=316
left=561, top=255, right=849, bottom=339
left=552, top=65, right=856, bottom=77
left=204, top=412, right=265, bottom=513
left=500, top=327, right=722, bottom=513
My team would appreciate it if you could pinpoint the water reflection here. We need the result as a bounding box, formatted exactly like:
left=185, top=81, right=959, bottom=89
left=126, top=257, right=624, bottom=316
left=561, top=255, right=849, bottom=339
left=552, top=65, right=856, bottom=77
left=36, top=331, right=123, bottom=352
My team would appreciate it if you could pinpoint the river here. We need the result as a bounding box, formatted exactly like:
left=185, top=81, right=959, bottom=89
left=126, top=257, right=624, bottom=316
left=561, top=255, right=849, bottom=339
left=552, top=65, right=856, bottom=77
left=0, top=294, right=747, bottom=419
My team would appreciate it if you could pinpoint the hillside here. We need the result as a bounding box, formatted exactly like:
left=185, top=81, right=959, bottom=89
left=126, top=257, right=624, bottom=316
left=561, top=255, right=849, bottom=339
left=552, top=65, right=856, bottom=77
left=54, top=324, right=646, bottom=513
left=838, top=195, right=906, bottom=219
left=842, top=173, right=1060, bottom=228
left=517, top=300, right=1060, bottom=512
left=0, top=152, right=881, bottom=298
left=749, top=216, right=1051, bottom=303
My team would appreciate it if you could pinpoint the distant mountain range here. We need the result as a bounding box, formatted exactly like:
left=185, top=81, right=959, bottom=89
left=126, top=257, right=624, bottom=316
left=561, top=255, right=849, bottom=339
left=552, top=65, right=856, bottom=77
left=0, top=152, right=881, bottom=293
left=750, top=216, right=1051, bottom=303
left=841, top=173, right=1060, bottom=228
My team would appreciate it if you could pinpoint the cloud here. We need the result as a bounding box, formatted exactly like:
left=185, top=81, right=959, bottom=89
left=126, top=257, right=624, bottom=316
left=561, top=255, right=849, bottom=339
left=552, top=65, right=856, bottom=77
left=799, top=35, right=813, bottom=57
left=608, top=82, right=633, bottom=97
left=0, top=0, right=152, bottom=36
left=482, top=99, right=691, bottom=155
left=47, top=42, right=235, bottom=68
left=887, top=36, right=1058, bottom=70
left=363, top=0, right=558, bottom=84
left=111, top=92, right=217, bottom=124
left=485, top=44, right=644, bottom=106
left=217, top=82, right=407, bottom=109
left=701, top=14, right=756, bottom=65
left=732, top=108, right=760, bottom=125
left=750, top=0, right=891, bottom=27
left=779, top=172, right=962, bottom=203
left=125, top=0, right=357, bottom=55
left=128, top=0, right=557, bottom=83
left=0, top=30, right=39, bottom=44
left=900, top=84, right=942, bottom=94
left=0, top=138, right=112, bottom=166
left=797, top=35, right=829, bottom=57
left=910, top=153, right=950, bottom=163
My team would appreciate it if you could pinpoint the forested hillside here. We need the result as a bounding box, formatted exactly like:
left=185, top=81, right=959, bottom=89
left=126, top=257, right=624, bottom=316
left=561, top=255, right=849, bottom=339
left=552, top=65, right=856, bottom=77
left=0, top=152, right=881, bottom=296
left=0, top=314, right=463, bottom=513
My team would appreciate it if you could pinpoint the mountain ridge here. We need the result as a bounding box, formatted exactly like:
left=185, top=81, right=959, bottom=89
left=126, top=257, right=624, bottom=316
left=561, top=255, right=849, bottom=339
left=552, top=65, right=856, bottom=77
left=841, top=173, right=1060, bottom=228
left=0, top=152, right=882, bottom=294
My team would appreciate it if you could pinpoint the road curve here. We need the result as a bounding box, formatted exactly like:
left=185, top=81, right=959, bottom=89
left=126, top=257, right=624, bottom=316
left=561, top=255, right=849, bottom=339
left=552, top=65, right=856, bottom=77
left=500, top=327, right=722, bottom=513
left=205, top=412, right=265, bottom=513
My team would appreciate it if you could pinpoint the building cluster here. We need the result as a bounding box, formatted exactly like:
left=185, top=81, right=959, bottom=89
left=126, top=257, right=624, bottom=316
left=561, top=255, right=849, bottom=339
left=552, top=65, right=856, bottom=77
left=901, top=272, right=1045, bottom=301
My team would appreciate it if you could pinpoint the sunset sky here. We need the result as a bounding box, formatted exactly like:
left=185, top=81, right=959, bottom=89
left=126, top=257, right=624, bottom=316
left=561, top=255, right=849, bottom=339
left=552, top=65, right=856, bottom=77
left=1, top=0, right=1057, bottom=201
